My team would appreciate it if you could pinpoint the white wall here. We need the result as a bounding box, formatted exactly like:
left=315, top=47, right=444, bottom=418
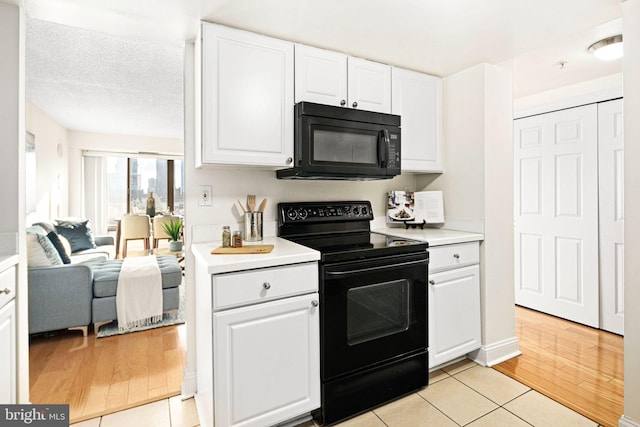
left=514, top=73, right=623, bottom=117
left=417, top=63, right=519, bottom=366
left=622, top=1, right=640, bottom=426
left=25, top=102, right=69, bottom=221
left=0, top=1, right=29, bottom=404
left=66, top=130, right=183, bottom=216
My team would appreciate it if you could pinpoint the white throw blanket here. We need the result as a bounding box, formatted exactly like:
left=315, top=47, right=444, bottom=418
left=116, top=255, right=163, bottom=332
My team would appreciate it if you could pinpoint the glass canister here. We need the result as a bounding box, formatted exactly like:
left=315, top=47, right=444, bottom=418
left=222, top=226, right=231, bottom=247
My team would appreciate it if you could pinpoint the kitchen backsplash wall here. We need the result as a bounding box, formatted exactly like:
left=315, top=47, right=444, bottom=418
left=189, top=167, right=417, bottom=242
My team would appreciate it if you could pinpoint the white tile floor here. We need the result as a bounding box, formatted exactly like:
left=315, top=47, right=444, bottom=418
left=71, top=360, right=598, bottom=427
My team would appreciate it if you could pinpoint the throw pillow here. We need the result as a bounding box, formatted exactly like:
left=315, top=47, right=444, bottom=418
left=26, top=225, right=46, bottom=236
left=58, top=234, right=72, bottom=258
left=26, top=233, right=63, bottom=267
left=55, top=218, right=97, bottom=253
left=32, top=220, right=58, bottom=234
left=47, top=231, right=71, bottom=264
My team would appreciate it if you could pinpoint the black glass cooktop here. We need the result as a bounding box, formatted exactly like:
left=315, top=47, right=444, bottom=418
left=288, top=231, right=428, bottom=263
left=278, top=201, right=428, bottom=262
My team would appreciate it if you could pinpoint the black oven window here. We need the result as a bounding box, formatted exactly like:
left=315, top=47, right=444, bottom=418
left=346, top=279, right=410, bottom=345
left=313, top=129, right=377, bottom=164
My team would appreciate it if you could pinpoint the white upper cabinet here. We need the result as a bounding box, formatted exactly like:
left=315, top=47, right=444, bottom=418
left=347, top=57, right=391, bottom=113
left=294, top=44, right=348, bottom=107
left=392, top=67, right=443, bottom=172
left=295, top=44, right=391, bottom=113
left=200, top=22, right=294, bottom=168
left=199, top=23, right=442, bottom=170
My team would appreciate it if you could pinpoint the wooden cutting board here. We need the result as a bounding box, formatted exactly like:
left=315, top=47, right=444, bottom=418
left=211, top=245, right=274, bottom=255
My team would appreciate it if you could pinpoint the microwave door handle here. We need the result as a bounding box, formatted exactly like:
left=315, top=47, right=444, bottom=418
left=378, top=129, right=390, bottom=167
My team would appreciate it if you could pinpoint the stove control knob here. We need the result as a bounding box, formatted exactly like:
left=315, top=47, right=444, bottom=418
left=286, top=208, right=297, bottom=221
left=361, top=206, right=368, bottom=216
left=297, top=208, right=308, bottom=220
left=353, top=206, right=360, bottom=215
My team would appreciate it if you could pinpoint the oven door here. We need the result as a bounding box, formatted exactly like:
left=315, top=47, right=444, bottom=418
left=320, top=252, right=428, bottom=381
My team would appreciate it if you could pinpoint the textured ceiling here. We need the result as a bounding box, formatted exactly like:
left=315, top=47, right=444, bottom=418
left=23, top=0, right=625, bottom=140
left=26, top=18, right=184, bottom=139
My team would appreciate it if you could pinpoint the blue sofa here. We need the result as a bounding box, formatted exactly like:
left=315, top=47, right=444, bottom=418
left=28, top=235, right=115, bottom=336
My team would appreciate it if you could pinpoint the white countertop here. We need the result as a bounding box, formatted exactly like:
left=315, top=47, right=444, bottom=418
left=0, top=254, right=19, bottom=272
left=373, top=227, right=484, bottom=246
left=191, top=236, right=320, bottom=274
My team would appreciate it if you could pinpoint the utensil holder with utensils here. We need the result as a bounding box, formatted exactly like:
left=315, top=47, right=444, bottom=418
left=244, top=211, right=263, bottom=241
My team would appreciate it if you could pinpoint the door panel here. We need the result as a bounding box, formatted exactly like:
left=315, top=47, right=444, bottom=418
left=514, top=104, right=599, bottom=327
left=520, top=157, right=542, bottom=215
left=519, top=234, right=543, bottom=294
left=555, top=153, right=582, bottom=218
left=598, top=98, right=624, bottom=335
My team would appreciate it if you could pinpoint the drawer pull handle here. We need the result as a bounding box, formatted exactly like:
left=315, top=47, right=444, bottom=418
left=0, top=288, right=10, bottom=295
left=311, top=300, right=319, bottom=307
left=429, top=280, right=435, bottom=285
left=453, top=253, right=460, bottom=259
left=263, top=282, right=271, bottom=290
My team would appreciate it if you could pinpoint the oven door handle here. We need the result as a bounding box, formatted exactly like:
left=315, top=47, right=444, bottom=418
left=325, top=259, right=427, bottom=277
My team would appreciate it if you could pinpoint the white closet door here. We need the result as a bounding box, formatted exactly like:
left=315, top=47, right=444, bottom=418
left=514, top=104, right=599, bottom=327
left=598, top=99, right=624, bottom=335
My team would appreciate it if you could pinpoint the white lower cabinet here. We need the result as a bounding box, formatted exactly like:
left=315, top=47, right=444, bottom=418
left=428, top=243, right=481, bottom=369
left=0, top=262, right=16, bottom=404
left=213, top=293, right=319, bottom=427
left=195, top=260, right=320, bottom=427
left=0, top=299, right=16, bottom=404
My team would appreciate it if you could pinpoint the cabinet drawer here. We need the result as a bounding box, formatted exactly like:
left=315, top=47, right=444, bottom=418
left=213, top=262, right=318, bottom=310
left=0, top=265, right=15, bottom=310
left=429, top=242, right=479, bottom=272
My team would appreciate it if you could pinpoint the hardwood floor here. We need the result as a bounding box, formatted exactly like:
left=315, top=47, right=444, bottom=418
left=493, top=306, right=624, bottom=427
left=29, top=323, right=186, bottom=424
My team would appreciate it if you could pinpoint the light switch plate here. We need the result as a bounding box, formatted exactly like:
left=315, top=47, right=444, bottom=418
left=199, top=185, right=212, bottom=206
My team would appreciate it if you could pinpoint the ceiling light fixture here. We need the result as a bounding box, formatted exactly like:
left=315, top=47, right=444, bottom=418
left=588, top=35, right=623, bottom=60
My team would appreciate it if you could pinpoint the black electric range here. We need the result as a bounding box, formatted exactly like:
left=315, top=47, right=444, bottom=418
left=278, top=201, right=430, bottom=425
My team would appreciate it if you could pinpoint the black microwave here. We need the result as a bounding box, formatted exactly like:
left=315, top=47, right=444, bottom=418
left=277, top=102, right=401, bottom=180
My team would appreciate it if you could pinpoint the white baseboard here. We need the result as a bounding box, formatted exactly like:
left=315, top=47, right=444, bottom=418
left=468, top=336, right=521, bottom=367
left=181, top=369, right=197, bottom=398
left=620, top=415, right=640, bottom=427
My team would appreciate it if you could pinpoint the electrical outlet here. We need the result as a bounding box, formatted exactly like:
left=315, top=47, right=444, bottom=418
left=199, top=185, right=212, bottom=206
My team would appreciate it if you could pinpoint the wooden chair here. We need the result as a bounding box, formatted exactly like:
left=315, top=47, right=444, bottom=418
left=120, top=214, right=151, bottom=258
left=152, top=215, right=179, bottom=249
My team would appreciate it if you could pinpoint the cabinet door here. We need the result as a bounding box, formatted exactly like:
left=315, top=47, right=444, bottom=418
left=0, top=300, right=16, bottom=404
left=392, top=67, right=442, bottom=172
left=213, top=293, right=320, bottom=427
left=347, top=57, right=391, bottom=113
left=201, top=23, right=294, bottom=167
left=295, top=44, right=347, bottom=107
left=598, top=99, right=624, bottom=335
left=429, top=265, right=480, bottom=368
